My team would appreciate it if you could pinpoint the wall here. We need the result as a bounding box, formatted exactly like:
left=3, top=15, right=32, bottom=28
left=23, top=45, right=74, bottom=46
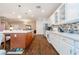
left=27, top=20, right=36, bottom=30
left=5, top=19, right=36, bottom=30
left=0, top=17, right=5, bottom=31
left=36, top=18, right=49, bottom=34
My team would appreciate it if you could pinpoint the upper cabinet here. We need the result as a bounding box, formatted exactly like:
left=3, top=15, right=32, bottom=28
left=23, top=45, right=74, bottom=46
left=49, top=4, right=65, bottom=25
left=49, top=3, right=79, bottom=25
left=59, top=4, right=65, bottom=24
left=49, top=13, right=55, bottom=25
left=65, top=3, right=79, bottom=24
left=55, top=12, right=59, bottom=24
left=49, top=10, right=59, bottom=25
left=65, top=3, right=79, bottom=20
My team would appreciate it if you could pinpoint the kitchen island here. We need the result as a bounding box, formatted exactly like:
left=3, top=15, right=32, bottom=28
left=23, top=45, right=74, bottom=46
left=1, top=30, right=33, bottom=50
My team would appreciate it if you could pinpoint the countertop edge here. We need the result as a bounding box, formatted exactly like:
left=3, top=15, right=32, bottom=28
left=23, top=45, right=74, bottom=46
left=47, top=31, right=79, bottom=41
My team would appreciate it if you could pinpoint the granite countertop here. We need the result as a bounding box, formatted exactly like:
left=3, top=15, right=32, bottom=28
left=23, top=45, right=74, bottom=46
left=51, top=31, right=79, bottom=41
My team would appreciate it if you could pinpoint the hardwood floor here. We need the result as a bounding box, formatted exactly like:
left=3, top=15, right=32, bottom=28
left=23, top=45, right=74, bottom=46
left=1, top=35, right=59, bottom=55
left=25, top=35, right=59, bottom=55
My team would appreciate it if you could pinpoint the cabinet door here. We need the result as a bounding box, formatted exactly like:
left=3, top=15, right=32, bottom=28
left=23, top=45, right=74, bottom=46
left=65, top=4, right=79, bottom=20
left=75, top=48, right=79, bottom=55
left=74, top=41, right=79, bottom=55
left=10, top=33, right=26, bottom=49
left=75, top=41, right=79, bottom=49
left=50, top=33, right=75, bottom=55
left=26, top=32, right=32, bottom=47
left=48, top=32, right=53, bottom=43
left=61, top=41, right=74, bottom=55
left=50, top=34, right=61, bottom=53
left=46, top=31, right=51, bottom=43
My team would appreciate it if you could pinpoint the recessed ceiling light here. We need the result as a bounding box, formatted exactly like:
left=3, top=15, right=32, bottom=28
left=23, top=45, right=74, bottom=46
left=17, top=15, right=22, bottom=19
left=28, top=9, right=32, bottom=12
left=41, top=9, right=45, bottom=13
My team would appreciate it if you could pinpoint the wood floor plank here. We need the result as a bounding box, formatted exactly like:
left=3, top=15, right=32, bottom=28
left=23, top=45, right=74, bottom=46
left=25, top=35, right=59, bottom=55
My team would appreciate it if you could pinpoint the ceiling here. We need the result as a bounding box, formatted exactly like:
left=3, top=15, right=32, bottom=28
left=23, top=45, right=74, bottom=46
left=0, top=3, right=61, bottom=21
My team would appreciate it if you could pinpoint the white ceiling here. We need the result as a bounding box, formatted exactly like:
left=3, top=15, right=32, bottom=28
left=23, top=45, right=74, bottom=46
left=0, top=3, right=61, bottom=21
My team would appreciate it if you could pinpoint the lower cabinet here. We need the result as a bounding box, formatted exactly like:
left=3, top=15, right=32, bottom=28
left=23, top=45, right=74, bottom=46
left=75, top=41, right=79, bottom=49
left=49, top=33, right=62, bottom=54
left=61, top=41, right=74, bottom=55
left=46, top=31, right=79, bottom=55
left=47, top=32, right=75, bottom=55
left=75, top=48, right=79, bottom=55
left=74, top=41, right=79, bottom=55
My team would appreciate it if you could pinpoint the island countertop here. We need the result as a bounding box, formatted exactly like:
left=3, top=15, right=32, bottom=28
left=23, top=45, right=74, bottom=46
left=0, top=30, right=33, bottom=49
left=0, top=30, right=33, bottom=33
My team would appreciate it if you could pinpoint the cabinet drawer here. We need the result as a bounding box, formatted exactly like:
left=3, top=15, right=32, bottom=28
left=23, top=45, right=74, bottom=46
left=75, top=48, right=79, bottom=55
left=62, top=37, right=74, bottom=46
left=62, top=41, right=74, bottom=55
left=75, top=41, right=79, bottom=49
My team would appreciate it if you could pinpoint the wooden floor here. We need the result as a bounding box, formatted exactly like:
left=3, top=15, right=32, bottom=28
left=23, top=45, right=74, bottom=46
left=1, top=35, right=59, bottom=55
left=25, top=35, right=59, bottom=55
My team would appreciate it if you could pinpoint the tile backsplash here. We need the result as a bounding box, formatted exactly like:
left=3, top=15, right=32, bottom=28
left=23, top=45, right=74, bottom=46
left=50, top=22, right=79, bottom=34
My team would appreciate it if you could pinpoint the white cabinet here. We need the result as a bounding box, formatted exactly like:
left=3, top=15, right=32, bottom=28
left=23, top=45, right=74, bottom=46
left=46, top=31, right=51, bottom=43
left=61, top=41, right=74, bottom=55
left=61, top=36, right=74, bottom=46
left=49, top=3, right=79, bottom=25
left=46, top=32, right=79, bottom=55
left=58, top=4, right=65, bottom=24
left=50, top=12, right=59, bottom=25
left=74, top=41, right=79, bottom=55
left=75, top=48, right=79, bottom=55
left=52, top=36, right=59, bottom=52
left=49, top=4, right=65, bottom=25
left=60, top=36, right=74, bottom=55
left=54, top=35, right=74, bottom=55
left=49, top=33, right=63, bottom=54
left=75, top=41, right=79, bottom=49
left=65, top=3, right=79, bottom=20
left=47, top=32, right=75, bottom=55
